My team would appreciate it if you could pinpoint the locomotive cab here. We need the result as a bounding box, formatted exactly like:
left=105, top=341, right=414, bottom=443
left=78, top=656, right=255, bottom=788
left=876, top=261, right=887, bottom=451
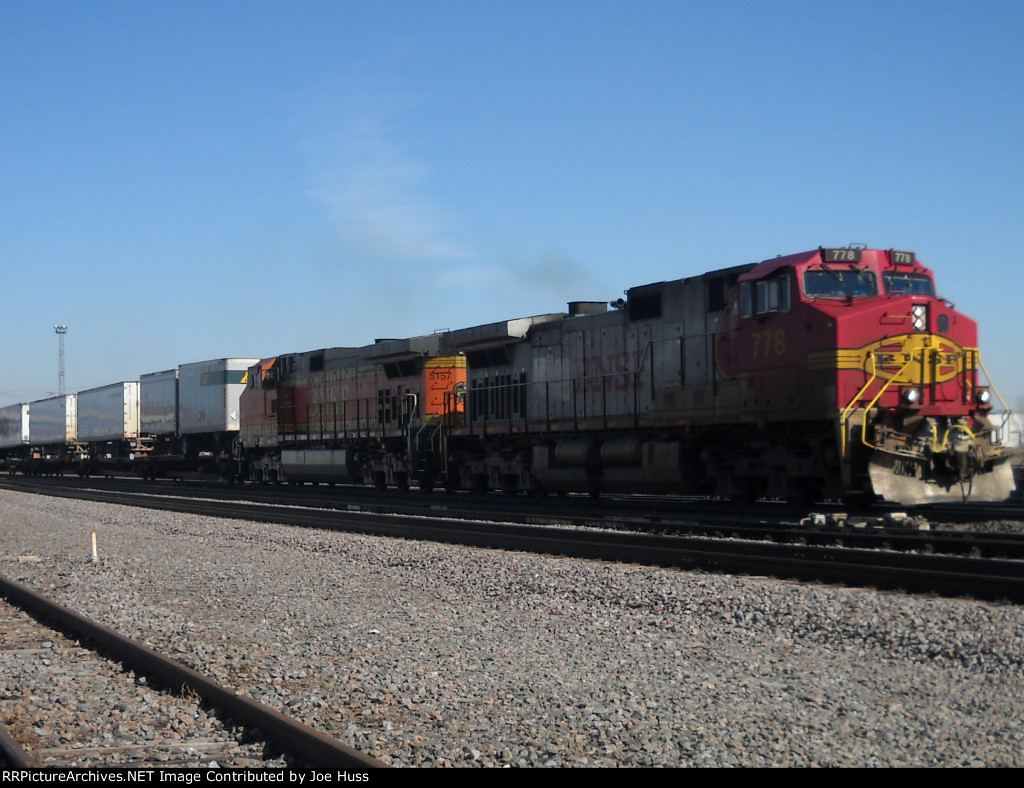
left=713, top=247, right=1016, bottom=504
left=738, top=248, right=1013, bottom=503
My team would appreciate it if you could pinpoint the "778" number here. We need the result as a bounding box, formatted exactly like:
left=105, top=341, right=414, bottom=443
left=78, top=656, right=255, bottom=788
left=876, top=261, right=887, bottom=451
left=751, top=329, right=786, bottom=358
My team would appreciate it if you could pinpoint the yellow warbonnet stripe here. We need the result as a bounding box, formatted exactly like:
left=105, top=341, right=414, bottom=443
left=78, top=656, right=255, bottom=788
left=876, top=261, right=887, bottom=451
left=807, top=334, right=973, bottom=383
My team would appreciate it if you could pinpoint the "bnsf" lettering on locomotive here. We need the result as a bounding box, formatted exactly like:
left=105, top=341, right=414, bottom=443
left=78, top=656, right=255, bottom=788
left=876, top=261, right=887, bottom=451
left=811, top=334, right=971, bottom=384
left=572, top=351, right=644, bottom=391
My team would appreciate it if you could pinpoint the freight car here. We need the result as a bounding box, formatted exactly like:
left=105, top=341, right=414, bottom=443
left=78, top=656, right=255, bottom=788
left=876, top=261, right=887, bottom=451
left=0, top=403, right=31, bottom=473
left=72, top=381, right=145, bottom=476
left=134, top=358, right=258, bottom=480
left=237, top=247, right=1018, bottom=506
left=18, top=394, right=80, bottom=475
left=2, top=358, right=257, bottom=480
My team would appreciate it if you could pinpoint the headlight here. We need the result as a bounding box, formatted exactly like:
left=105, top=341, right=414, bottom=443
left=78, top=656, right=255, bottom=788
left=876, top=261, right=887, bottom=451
left=901, top=387, right=922, bottom=406
left=976, top=388, right=992, bottom=407
left=912, top=304, right=927, bottom=331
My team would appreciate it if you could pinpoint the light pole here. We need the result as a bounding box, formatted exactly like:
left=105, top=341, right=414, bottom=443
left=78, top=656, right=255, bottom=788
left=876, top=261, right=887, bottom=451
left=54, top=324, right=67, bottom=396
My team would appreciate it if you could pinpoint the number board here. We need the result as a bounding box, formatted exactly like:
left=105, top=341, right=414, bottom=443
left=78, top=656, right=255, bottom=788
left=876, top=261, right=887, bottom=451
left=889, top=250, right=916, bottom=265
left=822, top=248, right=861, bottom=263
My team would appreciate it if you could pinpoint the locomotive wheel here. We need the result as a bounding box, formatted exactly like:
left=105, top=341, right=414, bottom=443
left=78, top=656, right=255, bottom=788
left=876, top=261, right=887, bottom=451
left=470, top=474, right=488, bottom=495
left=500, top=474, right=519, bottom=496
left=443, top=468, right=461, bottom=493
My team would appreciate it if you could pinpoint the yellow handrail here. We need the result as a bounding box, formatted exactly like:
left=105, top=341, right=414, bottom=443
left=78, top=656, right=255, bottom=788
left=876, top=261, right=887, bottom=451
left=840, top=353, right=880, bottom=456
left=839, top=347, right=922, bottom=455
left=857, top=350, right=919, bottom=451
left=838, top=337, right=1013, bottom=464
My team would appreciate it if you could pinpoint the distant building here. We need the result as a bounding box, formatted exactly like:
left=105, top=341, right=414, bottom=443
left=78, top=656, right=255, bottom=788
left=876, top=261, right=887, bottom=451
left=991, top=413, right=1024, bottom=448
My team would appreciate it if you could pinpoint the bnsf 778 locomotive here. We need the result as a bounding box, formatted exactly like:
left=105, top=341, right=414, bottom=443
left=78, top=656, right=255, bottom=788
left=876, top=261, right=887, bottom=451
left=237, top=247, right=1016, bottom=505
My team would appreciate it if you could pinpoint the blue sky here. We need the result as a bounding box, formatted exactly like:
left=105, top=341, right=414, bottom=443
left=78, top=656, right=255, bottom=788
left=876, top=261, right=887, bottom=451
left=2, top=1, right=1023, bottom=408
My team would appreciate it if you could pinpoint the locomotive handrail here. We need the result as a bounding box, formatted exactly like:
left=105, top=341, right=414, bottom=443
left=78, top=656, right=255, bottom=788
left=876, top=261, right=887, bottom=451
left=856, top=352, right=918, bottom=453
left=840, top=344, right=922, bottom=456
left=860, top=351, right=918, bottom=412
left=977, top=353, right=1012, bottom=416
left=968, top=350, right=1016, bottom=449
left=839, top=352, right=882, bottom=455
left=844, top=340, right=1010, bottom=460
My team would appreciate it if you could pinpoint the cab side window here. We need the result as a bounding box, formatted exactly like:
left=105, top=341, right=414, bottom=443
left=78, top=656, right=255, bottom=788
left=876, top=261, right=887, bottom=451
left=741, top=275, right=789, bottom=318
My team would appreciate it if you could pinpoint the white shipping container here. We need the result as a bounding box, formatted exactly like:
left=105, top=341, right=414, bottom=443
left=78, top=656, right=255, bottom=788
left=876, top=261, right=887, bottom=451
left=0, top=403, right=30, bottom=449
left=77, top=382, right=140, bottom=443
left=178, top=358, right=258, bottom=435
left=140, top=369, right=178, bottom=436
left=29, top=395, right=77, bottom=446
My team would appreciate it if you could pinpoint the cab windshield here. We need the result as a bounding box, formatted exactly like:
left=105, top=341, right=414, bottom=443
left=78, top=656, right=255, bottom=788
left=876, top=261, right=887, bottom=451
left=883, top=272, right=935, bottom=296
left=803, top=269, right=878, bottom=299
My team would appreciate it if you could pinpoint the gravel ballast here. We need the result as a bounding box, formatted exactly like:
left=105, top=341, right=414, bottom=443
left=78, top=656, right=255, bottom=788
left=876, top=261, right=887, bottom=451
left=1, top=490, right=1022, bottom=767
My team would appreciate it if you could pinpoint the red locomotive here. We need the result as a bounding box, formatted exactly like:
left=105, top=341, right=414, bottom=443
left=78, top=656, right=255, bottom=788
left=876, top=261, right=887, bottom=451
left=237, top=247, right=1016, bottom=505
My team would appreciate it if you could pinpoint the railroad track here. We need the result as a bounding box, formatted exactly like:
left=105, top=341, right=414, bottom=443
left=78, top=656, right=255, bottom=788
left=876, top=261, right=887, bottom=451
left=6, top=476, right=1024, bottom=553
left=0, top=576, right=386, bottom=769
left=3, top=477, right=1023, bottom=604
left=7, top=474, right=1024, bottom=532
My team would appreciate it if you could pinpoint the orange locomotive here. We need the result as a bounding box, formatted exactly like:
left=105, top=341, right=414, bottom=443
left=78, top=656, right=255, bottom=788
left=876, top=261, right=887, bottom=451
left=237, top=247, right=1016, bottom=505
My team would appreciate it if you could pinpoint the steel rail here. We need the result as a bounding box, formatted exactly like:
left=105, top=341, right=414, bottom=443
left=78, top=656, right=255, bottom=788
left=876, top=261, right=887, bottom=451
left=0, top=724, right=33, bottom=768
left=8, top=476, right=1024, bottom=561
left=0, top=574, right=387, bottom=770
left=10, top=482, right=1024, bottom=604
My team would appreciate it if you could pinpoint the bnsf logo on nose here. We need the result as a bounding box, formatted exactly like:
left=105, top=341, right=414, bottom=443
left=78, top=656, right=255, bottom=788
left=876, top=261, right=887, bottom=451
left=860, top=335, right=966, bottom=383
left=874, top=352, right=909, bottom=366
